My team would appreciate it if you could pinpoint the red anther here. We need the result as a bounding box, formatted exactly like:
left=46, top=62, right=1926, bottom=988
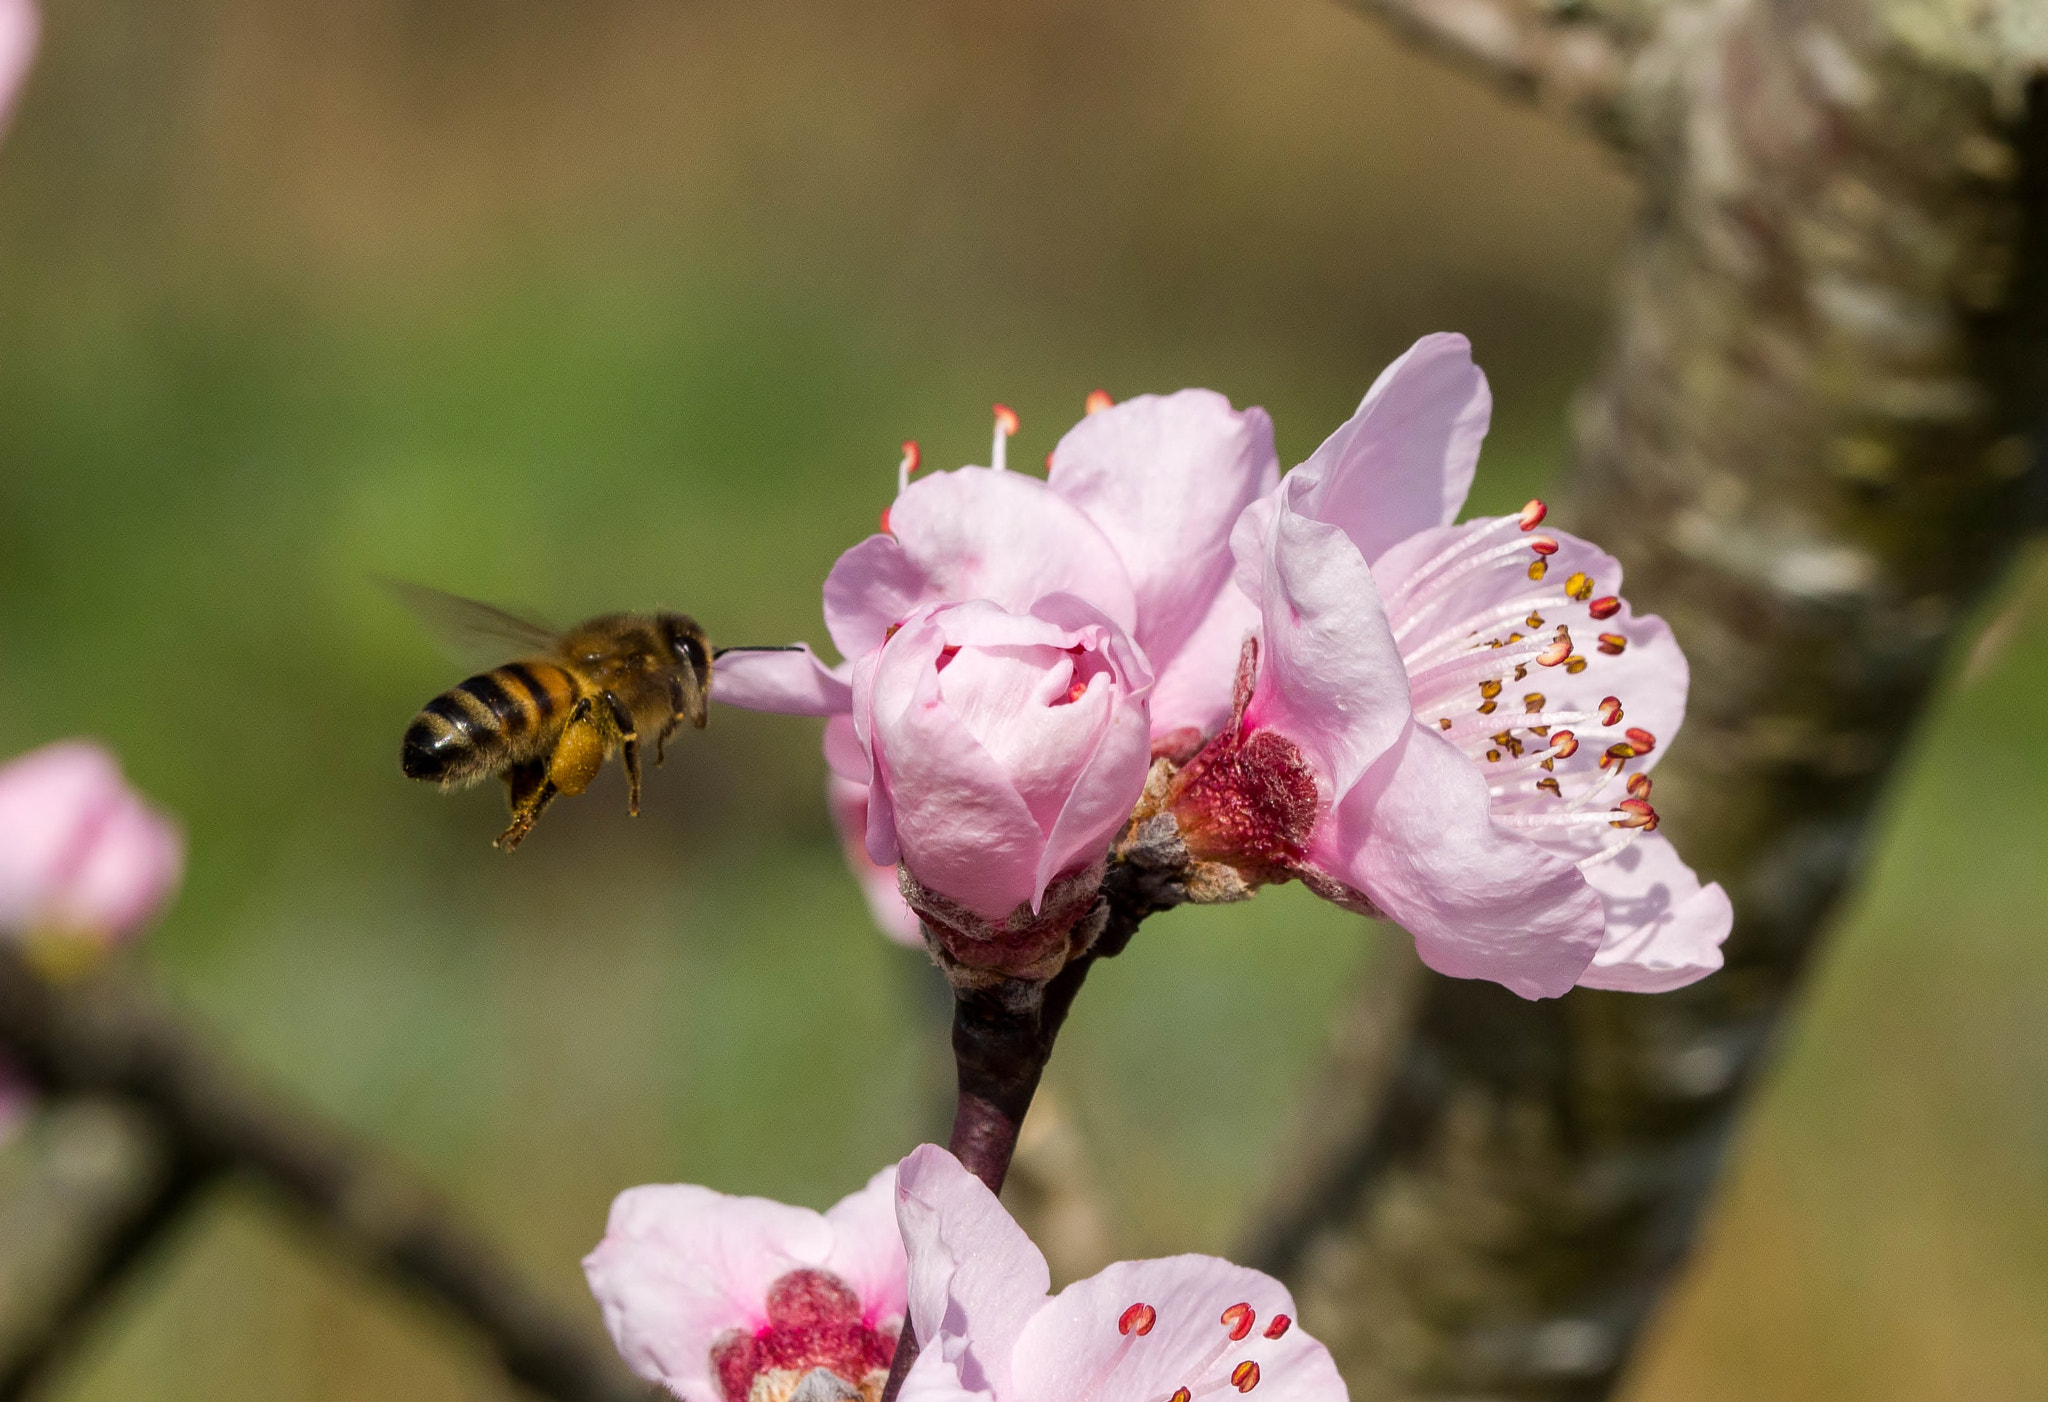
left=1565, top=572, right=1594, bottom=601
left=1529, top=537, right=1559, bottom=556
left=1550, top=730, right=1579, bottom=759
left=1614, top=797, right=1660, bottom=831
left=884, top=622, right=903, bottom=642
left=1627, top=773, right=1653, bottom=799
left=1538, top=638, right=1573, bottom=667
left=1598, top=696, right=1623, bottom=726
left=993, top=403, right=1020, bottom=436
left=1598, top=633, right=1628, bottom=655
left=1625, top=727, right=1656, bottom=753
left=1119, top=1303, right=1157, bottom=1336
left=901, top=440, right=922, bottom=474
left=1085, top=389, right=1114, bottom=415
left=1232, top=1361, right=1261, bottom=1393
left=1222, top=1303, right=1256, bottom=1341
left=1519, top=499, right=1548, bottom=530
left=1264, top=1314, right=1292, bottom=1340
left=1587, top=595, right=1621, bottom=620
left=1065, top=679, right=1090, bottom=703
left=879, top=507, right=892, bottom=534
left=1600, top=742, right=1638, bottom=770
left=1172, top=1391, right=1192, bottom=1402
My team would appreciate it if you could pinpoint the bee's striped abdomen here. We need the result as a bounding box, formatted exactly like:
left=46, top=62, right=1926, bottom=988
left=400, top=661, right=576, bottom=787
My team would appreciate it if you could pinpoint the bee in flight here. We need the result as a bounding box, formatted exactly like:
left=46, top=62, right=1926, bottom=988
left=393, top=584, right=785, bottom=850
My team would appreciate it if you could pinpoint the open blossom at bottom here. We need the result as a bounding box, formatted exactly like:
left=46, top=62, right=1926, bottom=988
left=584, top=1168, right=908, bottom=1402
left=896, top=1146, right=1346, bottom=1402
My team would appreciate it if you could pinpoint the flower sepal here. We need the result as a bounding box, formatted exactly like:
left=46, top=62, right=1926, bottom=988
left=901, top=859, right=1110, bottom=990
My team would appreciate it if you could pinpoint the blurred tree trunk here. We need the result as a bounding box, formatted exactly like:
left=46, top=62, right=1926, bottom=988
left=1246, top=2, right=2048, bottom=1397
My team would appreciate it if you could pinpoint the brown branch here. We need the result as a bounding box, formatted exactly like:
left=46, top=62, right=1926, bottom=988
left=0, top=944, right=648, bottom=1402
left=1253, top=9, right=2048, bottom=1399
left=1332, top=0, right=1634, bottom=146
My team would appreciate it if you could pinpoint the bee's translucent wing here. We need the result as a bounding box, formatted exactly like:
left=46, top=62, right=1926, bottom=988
left=384, top=580, right=561, bottom=670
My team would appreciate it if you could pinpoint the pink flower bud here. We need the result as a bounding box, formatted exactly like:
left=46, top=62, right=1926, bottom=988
left=0, top=740, right=183, bottom=946
left=853, top=596, right=1151, bottom=979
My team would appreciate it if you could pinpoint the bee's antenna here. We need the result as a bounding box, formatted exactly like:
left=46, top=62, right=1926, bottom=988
left=711, top=644, right=810, bottom=659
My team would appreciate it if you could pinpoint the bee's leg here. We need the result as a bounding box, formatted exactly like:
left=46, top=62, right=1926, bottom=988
left=657, top=675, right=686, bottom=765
left=599, top=690, right=641, bottom=817
left=655, top=714, right=679, bottom=767
left=496, top=760, right=558, bottom=851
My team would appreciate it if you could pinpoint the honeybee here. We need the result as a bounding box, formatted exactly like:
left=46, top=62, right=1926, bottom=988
left=393, top=584, right=756, bottom=850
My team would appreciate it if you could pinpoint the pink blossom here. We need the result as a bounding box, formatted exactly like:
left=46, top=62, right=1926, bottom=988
left=0, top=0, right=36, bottom=135
left=0, top=740, right=184, bottom=946
left=711, top=397, right=1274, bottom=942
left=584, top=1166, right=908, bottom=1402
left=893, top=1145, right=1346, bottom=1402
left=1185, top=334, right=1729, bottom=998
left=853, top=597, right=1151, bottom=972
left=825, top=717, right=924, bottom=948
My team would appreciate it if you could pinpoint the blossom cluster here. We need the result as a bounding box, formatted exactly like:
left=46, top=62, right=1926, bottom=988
left=717, top=337, right=1730, bottom=999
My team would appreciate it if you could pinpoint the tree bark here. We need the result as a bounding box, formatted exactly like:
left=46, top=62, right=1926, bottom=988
left=1248, top=2, right=2048, bottom=1397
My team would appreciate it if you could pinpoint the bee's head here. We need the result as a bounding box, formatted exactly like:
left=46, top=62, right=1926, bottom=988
left=658, top=614, right=711, bottom=685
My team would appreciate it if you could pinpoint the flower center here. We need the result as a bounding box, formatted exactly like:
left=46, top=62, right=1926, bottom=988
left=1076, top=1298, right=1295, bottom=1402
left=1389, top=502, right=1659, bottom=869
left=711, top=1270, right=897, bottom=1402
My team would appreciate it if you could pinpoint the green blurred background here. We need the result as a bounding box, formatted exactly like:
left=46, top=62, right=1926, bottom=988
left=0, top=0, right=2042, bottom=1397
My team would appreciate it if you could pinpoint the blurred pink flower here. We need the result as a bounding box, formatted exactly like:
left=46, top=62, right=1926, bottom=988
left=826, top=717, right=923, bottom=948
left=0, top=739, right=184, bottom=946
left=1181, top=334, right=1728, bottom=998
left=894, top=1145, right=1346, bottom=1402
left=0, top=0, right=36, bottom=134
left=584, top=1166, right=908, bottom=1402
left=853, top=598, right=1151, bottom=975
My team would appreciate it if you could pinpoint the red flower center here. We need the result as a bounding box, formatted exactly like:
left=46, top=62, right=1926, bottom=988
left=712, top=1270, right=897, bottom=1402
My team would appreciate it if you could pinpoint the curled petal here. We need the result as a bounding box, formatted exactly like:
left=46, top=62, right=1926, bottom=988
left=1243, top=484, right=1413, bottom=802
left=1287, top=333, right=1490, bottom=565
left=1323, top=723, right=1603, bottom=1000
left=895, top=1145, right=1050, bottom=1397
left=823, top=469, right=1137, bottom=660
left=899, top=1350, right=993, bottom=1402
left=712, top=645, right=853, bottom=716
left=1048, top=390, right=1277, bottom=670
left=1576, top=833, right=1732, bottom=993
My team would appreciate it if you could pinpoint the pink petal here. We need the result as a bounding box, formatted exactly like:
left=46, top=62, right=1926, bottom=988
left=0, top=0, right=37, bottom=135
left=582, top=1184, right=837, bottom=1401
left=1323, top=723, right=1604, bottom=1000
left=822, top=469, right=1137, bottom=661
left=898, top=1350, right=993, bottom=1402
left=1289, top=333, right=1489, bottom=565
left=1008, top=1257, right=1344, bottom=1402
left=1147, top=576, right=1259, bottom=740
left=868, top=612, right=1046, bottom=921
left=1241, top=484, right=1413, bottom=802
left=711, top=645, right=853, bottom=716
left=1576, top=833, right=1732, bottom=993
left=822, top=1164, right=912, bottom=1330
left=1047, top=391, right=1278, bottom=671
left=48, top=791, right=183, bottom=942
left=829, top=774, right=924, bottom=948
left=895, top=1145, right=1050, bottom=1398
